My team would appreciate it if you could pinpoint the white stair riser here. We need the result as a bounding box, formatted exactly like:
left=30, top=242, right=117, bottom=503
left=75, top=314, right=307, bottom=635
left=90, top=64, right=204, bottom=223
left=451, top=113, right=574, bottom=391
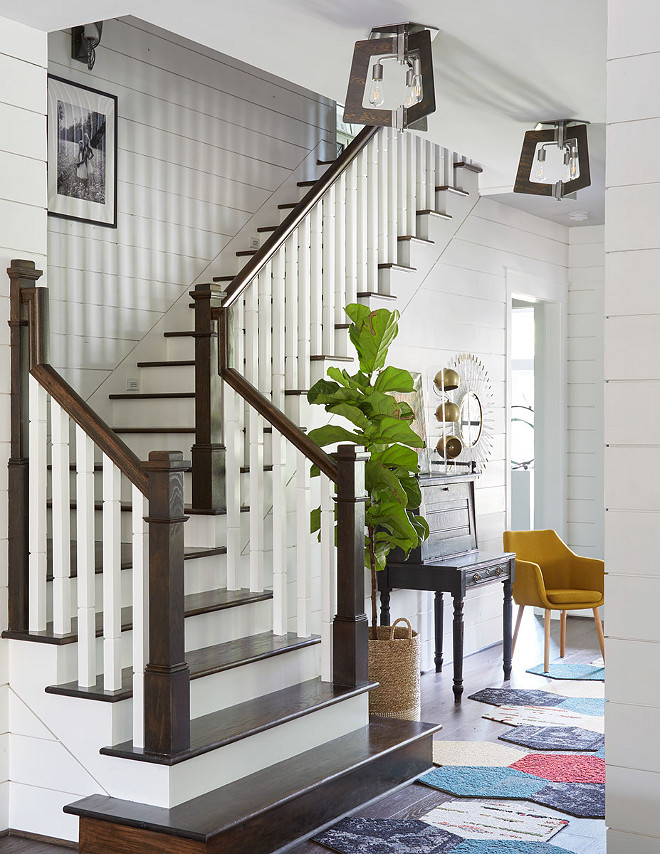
left=112, top=396, right=195, bottom=428
left=117, top=432, right=273, bottom=468
left=453, top=166, right=480, bottom=195
left=396, top=239, right=440, bottom=270
left=166, top=335, right=195, bottom=361
left=168, top=692, right=368, bottom=808
left=310, top=357, right=355, bottom=385
left=139, top=363, right=195, bottom=394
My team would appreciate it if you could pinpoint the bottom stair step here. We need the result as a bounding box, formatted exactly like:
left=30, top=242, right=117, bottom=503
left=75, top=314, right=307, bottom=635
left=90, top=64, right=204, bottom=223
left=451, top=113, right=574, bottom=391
left=66, top=717, right=440, bottom=854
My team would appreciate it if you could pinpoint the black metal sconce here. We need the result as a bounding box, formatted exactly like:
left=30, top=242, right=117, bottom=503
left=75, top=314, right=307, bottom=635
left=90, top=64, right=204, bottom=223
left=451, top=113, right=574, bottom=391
left=514, top=120, right=591, bottom=201
left=71, top=22, right=104, bottom=71
left=343, top=22, right=437, bottom=131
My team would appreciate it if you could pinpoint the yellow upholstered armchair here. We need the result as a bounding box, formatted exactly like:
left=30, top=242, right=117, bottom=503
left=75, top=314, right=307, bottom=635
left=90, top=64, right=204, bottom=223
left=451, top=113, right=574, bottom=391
left=503, top=529, right=605, bottom=672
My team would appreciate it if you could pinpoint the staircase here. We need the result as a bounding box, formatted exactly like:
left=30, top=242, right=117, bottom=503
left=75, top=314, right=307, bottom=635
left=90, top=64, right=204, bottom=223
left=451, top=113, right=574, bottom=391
left=5, top=126, right=481, bottom=850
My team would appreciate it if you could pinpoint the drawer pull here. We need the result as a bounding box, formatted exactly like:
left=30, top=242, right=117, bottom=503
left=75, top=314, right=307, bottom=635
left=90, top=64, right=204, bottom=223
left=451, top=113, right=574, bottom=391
left=472, top=572, right=482, bottom=583
left=495, top=567, right=504, bottom=576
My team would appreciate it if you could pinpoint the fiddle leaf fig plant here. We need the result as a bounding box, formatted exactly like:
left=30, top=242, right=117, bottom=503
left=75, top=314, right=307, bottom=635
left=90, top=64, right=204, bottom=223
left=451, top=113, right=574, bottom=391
left=307, top=304, right=429, bottom=633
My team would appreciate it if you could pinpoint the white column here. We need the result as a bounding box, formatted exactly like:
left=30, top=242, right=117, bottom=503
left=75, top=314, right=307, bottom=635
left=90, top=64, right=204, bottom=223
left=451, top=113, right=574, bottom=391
left=388, top=129, right=399, bottom=259
left=50, top=400, right=71, bottom=635
left=335, top=171, right=347, bottom=321
left=320, top=474, right=336, bottom=682
left=271, top=428, right=287, bottom=635
left=295, top=449, right=311, bottom=637
left=102, top=453, right=122, bottom=691
left=321, top=185, right=336, bottom=354
left=76, top=427, right=96, bottom=687
left=297, top=216, right=311, bottom=391
left=309, top=204, right=323, bottom=357
left=28, top=377, right=47, bottom=633
left=366, top=137, right=379, bottom=290
left=131, top=486, right=148, bottom=748
left=356, top=148, right=369, bottom=294
left=285, top=229, right=299, bottom=391
left=344, top=161, right=358, bottom=305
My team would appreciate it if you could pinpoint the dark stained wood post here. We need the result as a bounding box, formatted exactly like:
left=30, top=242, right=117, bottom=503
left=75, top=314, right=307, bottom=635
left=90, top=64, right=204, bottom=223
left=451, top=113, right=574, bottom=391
left=332, top=444, right=369, bottom=688
left=143, top=450, right=191, bottom=756
left=191, top=283, right=226, bottom=512
left=7, top=259, right=43, bottom=632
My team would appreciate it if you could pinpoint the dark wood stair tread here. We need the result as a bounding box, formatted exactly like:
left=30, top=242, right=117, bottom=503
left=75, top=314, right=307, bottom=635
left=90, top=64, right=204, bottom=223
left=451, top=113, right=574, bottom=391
left=136, top=360, right=195, bottom=368
left=317, top=158, right=336, bottom=165
left=297, top=180, right=317, bottom=187
left=212, top=275, right=235, bottom=283
left=278, top=202, right=297, bottom=210
left=310, top=354, right=352, bottom=362
left=109, top=392, right=194, bottom=400
left=397, top=235, right=435, bottom=245
left=435, top=185, right=470, bottom=196
left=4, top=587, right=268, bottom=647
left=378, top=263, right=416, bottom=272
left=236, top=250, right=257, bottom=257
left=113, top=426, right=193, bottom=434
left=101, top=677, right=374, bottom=765
left=163, top=330, right=195, bottom=338
left=454, top=160, right=483, bottom=173
left=65, top=718, right=439, bottom=846
left=45, top=632, right=320, bottom=702
left=256, top=225, right=278, bottom=233
left=357, top=291, right=397, bottom=301
left=416, top=209, right=452, bottom=220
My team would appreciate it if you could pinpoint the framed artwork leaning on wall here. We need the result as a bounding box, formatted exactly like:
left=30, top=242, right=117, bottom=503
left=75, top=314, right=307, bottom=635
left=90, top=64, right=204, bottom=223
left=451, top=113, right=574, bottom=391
left=47, top=75, right=118, bottom=227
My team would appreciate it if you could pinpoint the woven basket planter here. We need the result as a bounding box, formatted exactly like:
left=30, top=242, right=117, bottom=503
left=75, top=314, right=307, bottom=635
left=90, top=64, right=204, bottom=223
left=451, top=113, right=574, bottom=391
left=368, top=617, right=421, bottom=721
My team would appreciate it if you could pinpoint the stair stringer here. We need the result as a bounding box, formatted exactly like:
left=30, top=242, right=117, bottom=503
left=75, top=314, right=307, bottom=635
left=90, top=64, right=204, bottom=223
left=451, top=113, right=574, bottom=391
left=87, top=138, right=336, bottom=421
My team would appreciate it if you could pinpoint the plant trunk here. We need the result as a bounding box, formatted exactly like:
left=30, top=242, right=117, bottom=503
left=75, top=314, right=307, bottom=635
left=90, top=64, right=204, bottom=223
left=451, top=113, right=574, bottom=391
left=368, top=525, right=378, bottom=637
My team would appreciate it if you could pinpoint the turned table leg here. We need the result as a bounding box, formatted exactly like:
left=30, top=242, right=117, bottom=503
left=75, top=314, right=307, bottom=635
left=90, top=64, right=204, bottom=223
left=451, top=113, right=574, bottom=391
left=503, top=578, right=513, bottom=681
left=452, top=591, right=464, bottom=703
left=434, top=592, right=444, bottom=673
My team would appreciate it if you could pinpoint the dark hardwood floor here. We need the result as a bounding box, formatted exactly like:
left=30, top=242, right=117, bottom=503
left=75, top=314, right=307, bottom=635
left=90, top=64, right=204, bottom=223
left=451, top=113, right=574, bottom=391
left=0, top=610, right=606, bottom=854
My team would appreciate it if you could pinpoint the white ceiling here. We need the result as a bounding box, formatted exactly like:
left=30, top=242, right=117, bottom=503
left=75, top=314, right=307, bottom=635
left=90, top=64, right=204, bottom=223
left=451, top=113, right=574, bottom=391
left=2, top=0, right=607, bottom=224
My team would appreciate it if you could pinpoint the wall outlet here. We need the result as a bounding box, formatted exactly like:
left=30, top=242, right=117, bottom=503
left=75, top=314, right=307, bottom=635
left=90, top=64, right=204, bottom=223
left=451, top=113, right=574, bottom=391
left=126, top=377, right=139, bottom=392
left=249, top=236, right=260, bottom=250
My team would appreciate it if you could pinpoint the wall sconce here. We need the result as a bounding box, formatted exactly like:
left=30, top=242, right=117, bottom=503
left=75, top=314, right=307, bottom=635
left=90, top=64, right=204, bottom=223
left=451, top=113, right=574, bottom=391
left=435, top=402, right=460, bottom=423
left=514, top=120, right=591, bottom=201
left=72, top=22, right=104, bottom=71
left=343, top=22, right=437, bottom=131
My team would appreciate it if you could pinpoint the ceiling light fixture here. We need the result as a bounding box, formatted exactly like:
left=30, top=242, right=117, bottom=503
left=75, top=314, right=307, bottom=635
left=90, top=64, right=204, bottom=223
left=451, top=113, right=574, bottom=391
left=514, top=120, right=591, bottom=201
left=343, top=22, right=438, bottom=131
left=71, top=21, right=104, bottom=71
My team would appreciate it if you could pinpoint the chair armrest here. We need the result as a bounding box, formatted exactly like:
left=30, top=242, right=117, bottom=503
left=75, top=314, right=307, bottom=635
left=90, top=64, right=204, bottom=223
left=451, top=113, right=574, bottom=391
left=571, top=556, right=605, bottom=594
left=513, top=559, right=551, bottom=608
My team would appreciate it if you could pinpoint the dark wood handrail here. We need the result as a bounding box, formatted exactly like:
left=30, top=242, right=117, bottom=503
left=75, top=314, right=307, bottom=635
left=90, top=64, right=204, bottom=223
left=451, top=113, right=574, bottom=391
left=222, top=125, right=379, bottom=310
left=22, top=286, right=149, bottom=495
left=222, top=367, right=337, bottom=482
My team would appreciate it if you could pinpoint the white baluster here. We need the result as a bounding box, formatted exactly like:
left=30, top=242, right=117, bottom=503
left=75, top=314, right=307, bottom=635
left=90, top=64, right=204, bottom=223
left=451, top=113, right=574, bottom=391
left=271, top=253, right=286, bottom=408
left=234, top=295, right=247, bottom=461
left=320, top=474, right=336, bottom=683
left=271, top=428, right=287, bottom=635
left=309, top=204, right=323, bottom=358
left=378, top=130, right=389, bottom=265
left=442, top=147, right=451, bottom=188
left=50, top=400, right=71, bottom=636
left=102, top=453, right=122, bottom=692
left=366, top=137, right=379, bottom=291
left=76, top=427, right=96, bottom=687
left=285, top=230, right=299, bottom=391
left=28, top=377, right=47, bottom=633
left=245, top=280, right=264, bottom=593
left=344, top=160, right=358, bottom=306
left=426, top=139, right=437, bottom=211
left=356, top=148, right=369, bottom=294
left=297, top=216, right=311, bottom=392
left=416, top=134, right=427, bottom=213
left=225, top=382, right=242, bottom=591
left=131, top=486, right=148, bottom=748
left=397, top=128, right=408, bottom=236
left=258, top=261, right=273, bottom=399
left=334, top=171, right=347, bottom=321
left=407, top=132, right=418, bottom=235
left=296, top=449, right=310, bottom=637
left=388, top=129, right=399, bottom=260
left=321, top=185, right=336, bottom=355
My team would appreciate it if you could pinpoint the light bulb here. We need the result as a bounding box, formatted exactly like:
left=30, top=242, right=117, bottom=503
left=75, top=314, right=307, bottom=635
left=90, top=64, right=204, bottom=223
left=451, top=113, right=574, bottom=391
left=570, top=147, right=578, bottom=179
left=369, top=62, right=384, bottom=107
left=533, top=147, right=547, bottom=183
left=563, top=146, right=573, bottom=182
left=410, top=57, right=423, bottom=105
left=405, top=66, right=416, bottom=107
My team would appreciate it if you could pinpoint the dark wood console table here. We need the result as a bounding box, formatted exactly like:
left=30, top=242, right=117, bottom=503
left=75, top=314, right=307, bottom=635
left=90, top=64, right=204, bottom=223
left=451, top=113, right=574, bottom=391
left=378, top=475, right=515, bottom=702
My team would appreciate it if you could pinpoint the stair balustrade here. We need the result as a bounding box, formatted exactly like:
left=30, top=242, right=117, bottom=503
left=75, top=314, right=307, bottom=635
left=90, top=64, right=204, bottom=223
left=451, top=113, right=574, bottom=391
left=6, top=260, right=190, bottom=757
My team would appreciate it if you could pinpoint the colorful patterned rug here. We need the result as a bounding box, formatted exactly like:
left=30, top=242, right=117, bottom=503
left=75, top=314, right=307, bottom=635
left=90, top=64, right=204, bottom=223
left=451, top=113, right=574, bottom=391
left=499, top=724, right=604, bottom=752
left=482, top=705, right=604, bottom=734
left=527, top=661, right=605, bottom=681
left=433, top=741, right=526, bottom=767
left=451, top=844, right=575, bottom=853
left=421, top=801, right=569, bottom=842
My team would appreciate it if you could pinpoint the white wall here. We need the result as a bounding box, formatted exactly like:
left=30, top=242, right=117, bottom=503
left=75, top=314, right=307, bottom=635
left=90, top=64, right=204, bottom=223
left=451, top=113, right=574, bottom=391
left=0, top=15, right=48, bottom=830
left=389, top=196, right=569, bottom=672
left=47, top=16, right=334, bottom=399
left=567, top=225, right=604, bottom=558
left=605, top=2, right=660, bottom=849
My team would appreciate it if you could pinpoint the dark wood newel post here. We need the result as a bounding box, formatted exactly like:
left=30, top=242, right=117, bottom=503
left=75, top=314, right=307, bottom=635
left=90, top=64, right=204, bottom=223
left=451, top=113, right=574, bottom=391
left=191, top=283, right=226, bottom=512
left=143, top=450, right=191, bottom=756
left=332, top=444, right=369, bottom=688
left=7, top=259, right=43, bottom=632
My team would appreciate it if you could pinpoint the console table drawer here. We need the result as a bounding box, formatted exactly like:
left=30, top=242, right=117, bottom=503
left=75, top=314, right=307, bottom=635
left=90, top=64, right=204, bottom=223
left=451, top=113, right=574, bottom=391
left=465, top=563, right=509, bottom=588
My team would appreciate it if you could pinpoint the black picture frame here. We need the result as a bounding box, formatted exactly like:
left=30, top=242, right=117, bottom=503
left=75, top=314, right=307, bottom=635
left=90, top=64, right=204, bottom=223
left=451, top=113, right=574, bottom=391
left=47, top=74, right=118, bottom=228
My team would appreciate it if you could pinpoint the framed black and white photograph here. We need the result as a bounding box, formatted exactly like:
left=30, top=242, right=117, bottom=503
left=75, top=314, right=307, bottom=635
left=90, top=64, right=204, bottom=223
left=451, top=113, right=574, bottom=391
left=47, top=75, right=117, bottom=227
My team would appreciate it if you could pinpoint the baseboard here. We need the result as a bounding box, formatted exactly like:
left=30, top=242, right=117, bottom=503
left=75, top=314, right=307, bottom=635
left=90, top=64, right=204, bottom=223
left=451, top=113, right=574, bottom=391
left=10, top=828, right=78, bottom=849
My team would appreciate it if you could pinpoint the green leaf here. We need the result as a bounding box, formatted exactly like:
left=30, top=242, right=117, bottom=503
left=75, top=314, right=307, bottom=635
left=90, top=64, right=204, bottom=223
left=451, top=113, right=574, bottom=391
left=310, top=464, right=320, bottom=478
left=365, top=462, right=407, bottom=506
left=399, top=475, right=422, bottom=508
left=326, top=402, right=370, bottom=429
left=348, top=307, right=400, bottom=375
left=326, top=366, right=349, bottom=387
left=307, top=425, right=362, bottom=447
left=344, top=303, right=372, bottom=327
left=410, top=513, right=430, bottom=542
left=371, top=444, right=419, bottom=471
left=373, top=366, right=415, bottom=394
left=310, top=506, right=321, bottom=534
left=368, top=416, right=424, bottom=448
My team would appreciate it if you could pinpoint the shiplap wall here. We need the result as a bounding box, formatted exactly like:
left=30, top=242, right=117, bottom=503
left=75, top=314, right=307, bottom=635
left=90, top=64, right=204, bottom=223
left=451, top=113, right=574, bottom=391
left=0, top=15, right=48, bottom=830
left=567, top=225, right=604, bottom=558
left=389, top=196, right=569, bottom=671
left=605, top=2, right=660, bottom=850
left=47, top=16, right=334, bottom=399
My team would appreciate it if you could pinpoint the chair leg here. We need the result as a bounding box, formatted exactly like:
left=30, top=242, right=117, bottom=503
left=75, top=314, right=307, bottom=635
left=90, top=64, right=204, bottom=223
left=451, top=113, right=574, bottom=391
left=593, top=607, right=605, bottom=662
left=560, top=610, right=567, bottom=658
left=512, top=605, right=525, bottom=656
left=544, top=609, right=551, bottom=672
